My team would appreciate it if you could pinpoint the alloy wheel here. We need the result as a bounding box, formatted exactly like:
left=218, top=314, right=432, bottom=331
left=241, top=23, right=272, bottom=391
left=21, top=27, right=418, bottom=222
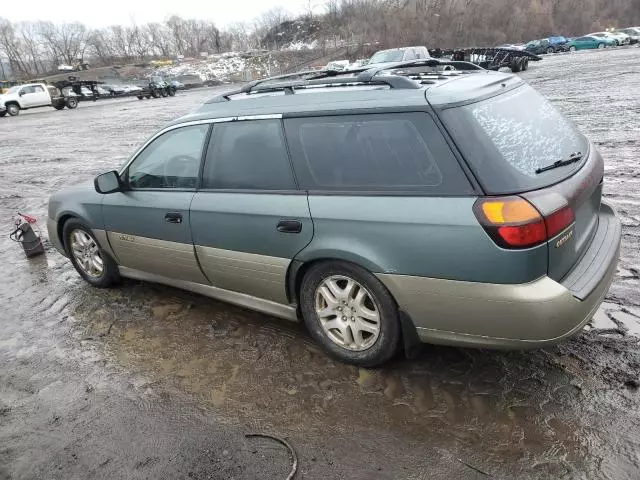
left=70, top=230, right=104, bottom=278
left=314, top=275, right=381, bottom=351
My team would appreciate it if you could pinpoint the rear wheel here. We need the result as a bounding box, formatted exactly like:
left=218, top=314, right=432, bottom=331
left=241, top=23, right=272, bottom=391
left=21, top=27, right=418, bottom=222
left=66, top=97, right=78, bottom=109
left=161, top=89, right=168, bottom=97
left=300, top=261, right=401, bottom=366
left=6, top=103, right=19, bottom=116
left=598, top=43, right=605, bottom=49
left=168, top=88, right=176, bottom=97
left=63, top=220, right=120, bottom=288
left=510, top=58, right=521, bottom=73
left=151, top=89, right=161, bottom=98
left=137, top=95, right=144, bottom=100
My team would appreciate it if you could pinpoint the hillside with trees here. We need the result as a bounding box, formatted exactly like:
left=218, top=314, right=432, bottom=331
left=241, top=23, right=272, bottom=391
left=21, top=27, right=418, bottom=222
left=1, top=0, right=639, bottom=79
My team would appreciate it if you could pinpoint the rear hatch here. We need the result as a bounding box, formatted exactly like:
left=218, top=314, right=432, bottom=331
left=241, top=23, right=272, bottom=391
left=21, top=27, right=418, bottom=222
left=440, top=83, right=603, bottom=281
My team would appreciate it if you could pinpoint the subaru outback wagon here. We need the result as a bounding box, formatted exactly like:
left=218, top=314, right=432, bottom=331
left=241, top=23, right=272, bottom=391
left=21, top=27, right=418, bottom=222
left=48, top=60, right=621, bottom=366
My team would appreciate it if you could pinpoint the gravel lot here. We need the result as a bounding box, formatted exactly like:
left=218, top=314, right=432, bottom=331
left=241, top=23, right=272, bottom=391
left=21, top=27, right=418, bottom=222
left=1, top=47, right=639, bottom=480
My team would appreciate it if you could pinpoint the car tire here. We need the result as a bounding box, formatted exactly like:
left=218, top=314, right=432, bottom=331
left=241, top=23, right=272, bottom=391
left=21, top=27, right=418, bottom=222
left=53, top=104, right=65, bottom=110
left=299, top=261, right=401, bottom=367
left=569, top=46, right=577, bottom=51
left=63, top=220, right=120, bottom=288
left=168, top=88, right=176, bottom=97
left=546, top=47, right=554, bottom=54
left=509, top=59, right=521, bottom=73
left=66, top=97, right=78, bottom=109
left=522, top=58, right=529, bottom=70
left=6, top=103, right=19, bottom=116
left=0, top=110, right=6, bottom=117
left=598, top=43, right=605, bottom=49
left=137, top=95, right=144, bottom=100
left=151, top=89, right=161, bottom=98
left=161, top=89, right=168, bottom=97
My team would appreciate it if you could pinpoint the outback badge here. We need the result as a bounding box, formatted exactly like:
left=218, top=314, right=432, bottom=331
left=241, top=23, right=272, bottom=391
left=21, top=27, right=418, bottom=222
left=555, top=229, right=574, bottom=248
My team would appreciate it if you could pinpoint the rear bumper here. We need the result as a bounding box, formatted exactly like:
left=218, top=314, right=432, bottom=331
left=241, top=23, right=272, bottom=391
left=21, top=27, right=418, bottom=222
left=378, top=203, right=621, bottom=349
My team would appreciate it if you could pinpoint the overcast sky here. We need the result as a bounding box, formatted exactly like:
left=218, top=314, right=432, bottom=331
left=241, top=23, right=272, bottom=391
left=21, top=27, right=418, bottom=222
left=1, top=0, right=315, bottom=27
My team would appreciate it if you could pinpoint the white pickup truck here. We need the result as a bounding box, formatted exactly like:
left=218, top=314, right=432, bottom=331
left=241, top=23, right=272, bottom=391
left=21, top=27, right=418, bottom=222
left=0, top=83, right=78, bottom=117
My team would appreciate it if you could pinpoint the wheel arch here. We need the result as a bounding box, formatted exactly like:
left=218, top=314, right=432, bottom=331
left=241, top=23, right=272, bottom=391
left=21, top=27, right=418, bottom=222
left=287, top=253, right=422, bottom=360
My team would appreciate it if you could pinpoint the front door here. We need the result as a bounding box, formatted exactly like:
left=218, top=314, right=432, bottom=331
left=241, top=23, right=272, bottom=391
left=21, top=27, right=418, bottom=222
left=102, top=123, right=210, bottom=283
left=190, top=118, right=313, bottom=304
left=20, top=85, right=49, bottom=107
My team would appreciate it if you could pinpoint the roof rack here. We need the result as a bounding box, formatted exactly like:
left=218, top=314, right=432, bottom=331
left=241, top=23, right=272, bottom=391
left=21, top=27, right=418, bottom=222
left=207, top=58, right=487, bottom=103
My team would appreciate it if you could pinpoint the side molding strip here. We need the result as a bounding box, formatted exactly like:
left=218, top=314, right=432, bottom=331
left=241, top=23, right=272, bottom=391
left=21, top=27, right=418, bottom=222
left=118, top=266, right=299, bottom=322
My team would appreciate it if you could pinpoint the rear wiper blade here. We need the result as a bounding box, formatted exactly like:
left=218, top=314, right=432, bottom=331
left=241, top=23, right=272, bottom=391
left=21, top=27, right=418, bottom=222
left=535, top=152, right=583, bottom=174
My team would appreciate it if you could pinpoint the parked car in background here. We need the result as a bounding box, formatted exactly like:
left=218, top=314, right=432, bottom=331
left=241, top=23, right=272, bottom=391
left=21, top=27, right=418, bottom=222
left=48, top=63, right=620, bottom=366
left=0, top=83, right=78, bottom=116
left=96, top=86, right=112, bottom=96
left=325, top=60, right=350, bottom=71
left=102, top=84, right=127, bottom=96
left=548, top=35, right=569, bottom=46
left=170, top=80, right=185, bottom=90
left=366, top=46, right=430, bottom=67
left=566, top=35, right=616, bottom=50
left=525, top=38, right=569, bottom=54
left=617, top=27, right=640, bottom=44
left=590, top=31, right=629, bottom=46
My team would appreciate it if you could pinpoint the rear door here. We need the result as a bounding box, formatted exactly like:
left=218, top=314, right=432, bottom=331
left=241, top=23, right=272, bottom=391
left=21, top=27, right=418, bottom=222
left=190, top=117, right=313, bottom=305
left=102, top=124, right=210, bottom=283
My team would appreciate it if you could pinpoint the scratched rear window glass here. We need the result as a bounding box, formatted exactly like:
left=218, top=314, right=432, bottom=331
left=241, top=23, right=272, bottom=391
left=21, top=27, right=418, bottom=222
left=469, top=87, right=583, bottom=177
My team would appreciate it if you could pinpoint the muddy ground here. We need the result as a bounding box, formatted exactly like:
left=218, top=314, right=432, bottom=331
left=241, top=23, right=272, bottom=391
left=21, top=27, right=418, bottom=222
left=1, top=47, right=639, bottom=480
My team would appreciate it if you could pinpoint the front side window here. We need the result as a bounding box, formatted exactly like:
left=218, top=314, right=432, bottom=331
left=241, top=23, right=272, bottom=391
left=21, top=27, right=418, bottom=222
left=126, top=125, right=209, bottom=189
left=21, top=86, right=35, bottom=94
left=285, top=113, right=473, bottom=193
left=202, top=119, right=296, bottom=190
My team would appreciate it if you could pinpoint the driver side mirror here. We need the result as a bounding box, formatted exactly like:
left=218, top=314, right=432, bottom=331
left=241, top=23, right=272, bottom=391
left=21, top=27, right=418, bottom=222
left=94, top=170, right=123, bottom=194
left=18, top=90, right=25, bottom=96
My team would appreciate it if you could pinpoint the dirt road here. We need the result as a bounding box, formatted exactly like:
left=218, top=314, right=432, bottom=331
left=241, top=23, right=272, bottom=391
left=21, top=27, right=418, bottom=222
left=1, top=47, right=639, bottom=480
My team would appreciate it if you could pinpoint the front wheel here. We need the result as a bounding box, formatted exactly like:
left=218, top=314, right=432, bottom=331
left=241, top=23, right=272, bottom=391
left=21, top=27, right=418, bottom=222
left=66, top=97, right=78, bottom=109
left=300, top=261, right=401, bottom=366
left=6, top=103, right=19, bottom=116
left=63, top=220, right=119, bottom=288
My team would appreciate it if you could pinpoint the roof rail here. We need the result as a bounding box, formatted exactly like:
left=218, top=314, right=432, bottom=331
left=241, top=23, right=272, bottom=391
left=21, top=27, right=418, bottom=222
left=206, top=58, right=486, bottom=104
left=358, top=58, right=483, bottom=82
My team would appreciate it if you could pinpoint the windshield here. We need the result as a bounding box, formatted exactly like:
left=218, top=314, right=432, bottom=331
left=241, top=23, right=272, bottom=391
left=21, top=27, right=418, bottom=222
left=592, top=33, right=606, bottom=37
left=440, top=84, right=588, bottom=194
left=369, top=50, right=404, bottom=64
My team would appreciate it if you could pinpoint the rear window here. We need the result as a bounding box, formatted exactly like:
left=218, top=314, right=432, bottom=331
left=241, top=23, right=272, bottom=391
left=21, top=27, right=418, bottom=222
left=284, top=112, right=473, bottom=194
left=441, top=84, right=588, bottom=194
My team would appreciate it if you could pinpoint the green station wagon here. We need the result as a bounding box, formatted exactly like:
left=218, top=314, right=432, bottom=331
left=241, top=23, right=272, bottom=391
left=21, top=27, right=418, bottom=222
left=48, top=60, right=621, bottom=366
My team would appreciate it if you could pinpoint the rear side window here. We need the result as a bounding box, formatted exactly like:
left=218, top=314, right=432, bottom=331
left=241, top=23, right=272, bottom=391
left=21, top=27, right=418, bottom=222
left=441, top=84, right=588, bottom=194
left=202, top=119, right=296, bottom=190
left=284, top=112, right=473, bottom=193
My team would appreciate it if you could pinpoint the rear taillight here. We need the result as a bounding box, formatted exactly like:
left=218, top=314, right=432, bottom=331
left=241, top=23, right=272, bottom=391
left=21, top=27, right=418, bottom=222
left=474, top=197, right=574, bottom=249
